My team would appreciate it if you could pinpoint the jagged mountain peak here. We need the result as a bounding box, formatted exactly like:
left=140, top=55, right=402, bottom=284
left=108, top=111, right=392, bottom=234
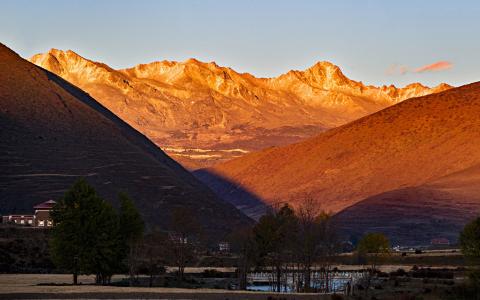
left=306, top=60, right=344, bottom=76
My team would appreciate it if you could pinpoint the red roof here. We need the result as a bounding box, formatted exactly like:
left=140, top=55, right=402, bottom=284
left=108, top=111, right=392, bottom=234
left=33, top=199, right=57, bottom=209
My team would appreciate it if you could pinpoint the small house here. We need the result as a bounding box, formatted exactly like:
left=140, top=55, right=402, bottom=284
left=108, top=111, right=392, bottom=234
left=33, top=199, right=56, bottom=227
left=1, top=199, right=56, bottom=227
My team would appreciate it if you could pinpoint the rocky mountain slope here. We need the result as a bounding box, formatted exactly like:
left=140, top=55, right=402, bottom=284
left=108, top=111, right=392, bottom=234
left=0, top=43, right=251, bottom=240
left=30, top=49, right=450, bottom=168
left=195, top=83, right=480, bottom=244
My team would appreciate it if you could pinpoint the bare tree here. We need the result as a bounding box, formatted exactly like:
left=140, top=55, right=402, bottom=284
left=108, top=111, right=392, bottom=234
left=294, top=198, right=339, bottom=293
left=317, top=212, right=339, bottom=293
left=296, top=198, right=321, bottom=292
left=228, top=226, right=256, bottom=290
left=167, top=207, right=199, bottom=281
left=253, top=204, right=297, bottom=292
left=140, top=231, right=167, bottom=287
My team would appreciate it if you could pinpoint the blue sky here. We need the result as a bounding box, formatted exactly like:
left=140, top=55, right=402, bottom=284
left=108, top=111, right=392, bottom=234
left=1, top=0, right=479, bottom=87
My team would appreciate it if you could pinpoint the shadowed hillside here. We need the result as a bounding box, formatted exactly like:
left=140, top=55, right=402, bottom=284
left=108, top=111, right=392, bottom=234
left=0, top=43, right=252, bottom=240
left=193, top=169, right=268, bottom=221
left=333, top=164, right=480, bottom=246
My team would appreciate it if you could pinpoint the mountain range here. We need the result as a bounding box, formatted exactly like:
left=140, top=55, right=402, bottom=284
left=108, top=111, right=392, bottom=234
left=0, top=43, right=251, bottom=240
left=30, top=49, right=451, bottom=169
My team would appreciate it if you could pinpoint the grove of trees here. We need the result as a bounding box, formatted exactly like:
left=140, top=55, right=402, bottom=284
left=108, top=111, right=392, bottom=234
left=50, top=179, right=145, bottom=285
left=50, top=179, right=205, bottom=286
left=230, top=200, right=340, bottom=293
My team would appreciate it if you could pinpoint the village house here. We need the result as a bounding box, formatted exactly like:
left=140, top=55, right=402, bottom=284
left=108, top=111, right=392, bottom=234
left=33, top=199, right=56, bottom=227
left=1, top=200, right=56, bottom=227
left=1, top=215, right=34, bottom=226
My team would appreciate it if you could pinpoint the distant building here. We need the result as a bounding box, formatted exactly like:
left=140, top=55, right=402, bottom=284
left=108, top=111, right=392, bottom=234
left=2, top=215, right=34, bottom=226
left=1, top=200, right=56, bottom=228
left=33, top=200, right=56, bottom=227
left=218, top=241, right=230, bottom=253
left=430, top=238, right=450, bottom=245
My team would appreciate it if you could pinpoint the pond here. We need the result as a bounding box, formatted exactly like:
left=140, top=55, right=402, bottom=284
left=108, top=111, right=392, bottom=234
left=246, top=271, right=364, bottom=293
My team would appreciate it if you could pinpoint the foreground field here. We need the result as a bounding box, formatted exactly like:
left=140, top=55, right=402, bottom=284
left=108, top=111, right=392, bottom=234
left=0, top=274, right=333, bottom=300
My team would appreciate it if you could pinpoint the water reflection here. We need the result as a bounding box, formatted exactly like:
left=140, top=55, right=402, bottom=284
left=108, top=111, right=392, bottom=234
left=246, top=271, right=364, bottom=293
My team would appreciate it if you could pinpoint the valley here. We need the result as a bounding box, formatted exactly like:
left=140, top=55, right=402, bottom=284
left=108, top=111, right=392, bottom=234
left=3, top=1, right=480, bottom=298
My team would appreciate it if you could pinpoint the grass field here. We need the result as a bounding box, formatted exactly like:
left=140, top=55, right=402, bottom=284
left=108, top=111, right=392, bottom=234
left=0, top=274, right=334, bottom=299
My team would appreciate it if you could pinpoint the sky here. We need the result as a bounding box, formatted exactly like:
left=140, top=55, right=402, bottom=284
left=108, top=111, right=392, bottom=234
left=1, top=0, right=479, bottom=87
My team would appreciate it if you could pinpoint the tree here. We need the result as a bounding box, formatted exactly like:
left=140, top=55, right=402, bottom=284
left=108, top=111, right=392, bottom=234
left=167, top=207, right=199, bottom=281
left=460, top=217, right=480, bottom=295
left=357, top=233, right=390, bottom=272
left=140, top=231, right=168, bottom=287
left=228, top=226, right=257, bottom=290
left=460, top=217, right=480, bottom=262
left=315, top=211, right=339, bottom=293
left=254, top=204, right=297, bottom=292
left=50, top=178, right=122, bottom=285
left=118, top=192, right=145, bottom=286
left=357, top=232, right=390, bottom=294
left=295, top=199, right=329, bottom=292
left=90, top=202, right=122, bottom=284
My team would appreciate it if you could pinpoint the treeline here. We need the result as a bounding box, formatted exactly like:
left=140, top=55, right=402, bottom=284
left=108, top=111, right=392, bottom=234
left=50, top=179, right=349, bottom=290
left=50, top=179, right=201, bottom=286
left=23, top=177, right=480, bottom=297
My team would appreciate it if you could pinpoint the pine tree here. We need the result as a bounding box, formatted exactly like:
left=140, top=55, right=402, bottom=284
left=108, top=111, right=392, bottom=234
left=50, top=178, right=122, bottom=284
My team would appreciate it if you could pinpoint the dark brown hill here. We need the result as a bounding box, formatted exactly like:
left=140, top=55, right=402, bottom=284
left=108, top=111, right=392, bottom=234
left=0, top=44, right=251, bottom=240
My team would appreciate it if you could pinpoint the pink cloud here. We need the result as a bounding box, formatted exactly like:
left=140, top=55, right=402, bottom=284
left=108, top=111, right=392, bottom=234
left=414, top=61, right=453, bottom=73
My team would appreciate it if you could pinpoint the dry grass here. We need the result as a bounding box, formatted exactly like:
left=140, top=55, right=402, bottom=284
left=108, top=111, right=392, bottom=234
left=0, top=274, right=331, bottom=299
